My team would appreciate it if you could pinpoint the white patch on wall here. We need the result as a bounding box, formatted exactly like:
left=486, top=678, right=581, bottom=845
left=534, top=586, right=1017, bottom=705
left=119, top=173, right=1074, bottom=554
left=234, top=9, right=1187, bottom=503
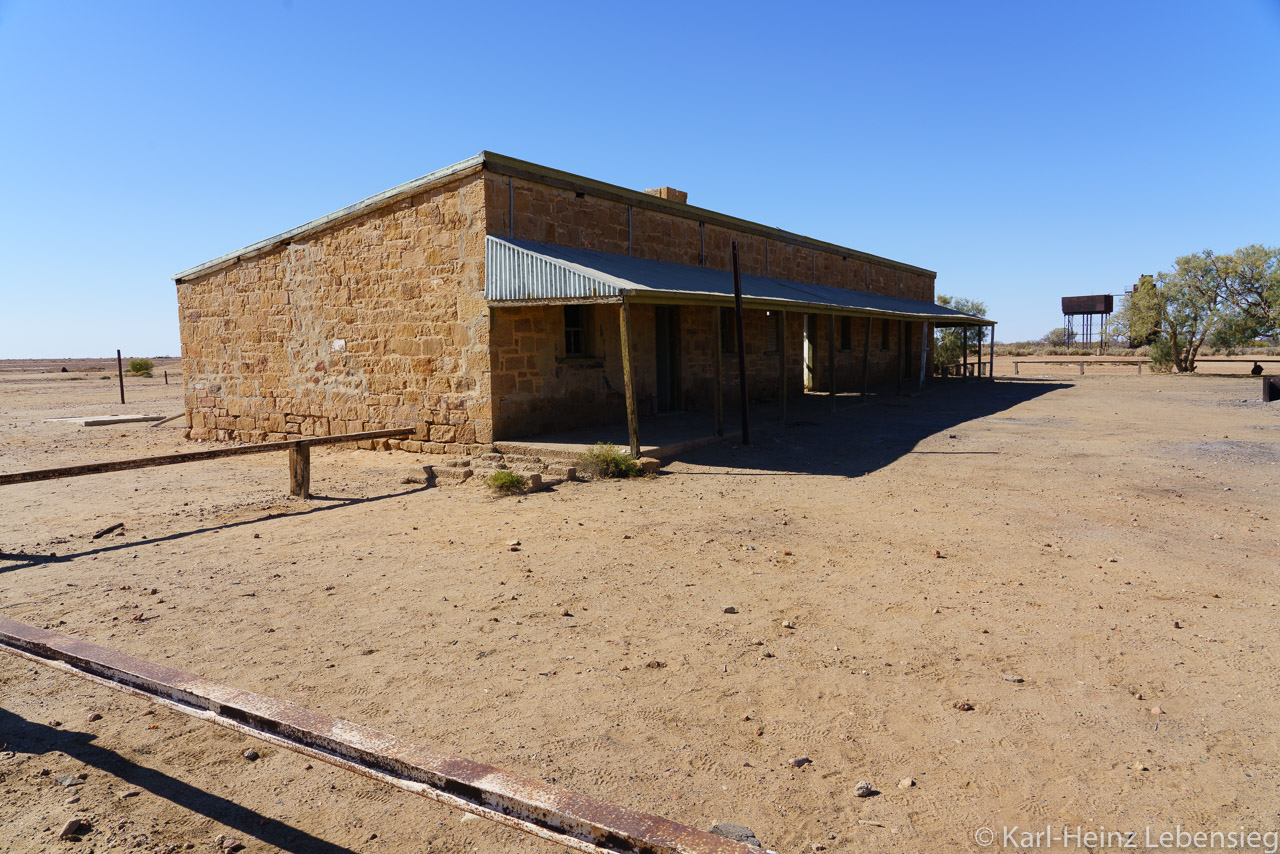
left=331, top=339, right=346, bottom=352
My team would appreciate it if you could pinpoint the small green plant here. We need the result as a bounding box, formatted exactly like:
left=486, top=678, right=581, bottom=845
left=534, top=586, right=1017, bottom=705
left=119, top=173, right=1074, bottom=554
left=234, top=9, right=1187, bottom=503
left=486, top=469, right=528, bottom=495
left=578, top=442, right=642, bottom=479
left=1149, top=339, right=1174, bottom=372
left=129, top=358, right=154, bottom=375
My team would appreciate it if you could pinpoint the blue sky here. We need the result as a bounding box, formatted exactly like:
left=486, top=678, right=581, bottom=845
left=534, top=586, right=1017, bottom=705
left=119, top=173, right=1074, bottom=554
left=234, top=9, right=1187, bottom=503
left=2, top=0, right=1277, bottom=357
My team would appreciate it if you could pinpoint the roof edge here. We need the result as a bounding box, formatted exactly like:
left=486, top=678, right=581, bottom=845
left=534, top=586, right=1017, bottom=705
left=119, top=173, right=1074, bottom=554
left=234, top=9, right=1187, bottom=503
left=173, top=155, right=486, bottom=283
left=478, top=151, right=938, bottom=279
left=174, top=150, right=939, bottom=284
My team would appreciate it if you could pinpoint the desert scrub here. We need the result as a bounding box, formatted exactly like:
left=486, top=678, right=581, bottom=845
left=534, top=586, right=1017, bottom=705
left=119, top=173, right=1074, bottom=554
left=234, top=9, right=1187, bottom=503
left=129, top=358, right=154, bottom=375
left=578, top=442, right=642, bottom=479
left=486, top=470, right=528, bottom=495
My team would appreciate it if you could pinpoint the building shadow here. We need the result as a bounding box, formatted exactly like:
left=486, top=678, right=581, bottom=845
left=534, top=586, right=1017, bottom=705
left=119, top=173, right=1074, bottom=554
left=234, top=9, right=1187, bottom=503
left=0, top=485, right=429, bottom=573
left=0, top=709, right=357, bottom=854
left=673, top=378, right=1071, bottom=476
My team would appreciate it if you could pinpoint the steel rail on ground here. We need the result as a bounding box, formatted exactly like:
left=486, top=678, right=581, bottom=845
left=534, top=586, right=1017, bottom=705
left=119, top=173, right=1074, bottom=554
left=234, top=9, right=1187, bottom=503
left=0, top=617, right=762, bottom=854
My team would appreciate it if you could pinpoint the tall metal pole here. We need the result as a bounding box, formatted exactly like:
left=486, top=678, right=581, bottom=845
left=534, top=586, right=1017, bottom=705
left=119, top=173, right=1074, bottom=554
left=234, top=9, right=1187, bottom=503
left=731, top=242, right=749, bottom=446
left=116, top=349, right=125, bottom=404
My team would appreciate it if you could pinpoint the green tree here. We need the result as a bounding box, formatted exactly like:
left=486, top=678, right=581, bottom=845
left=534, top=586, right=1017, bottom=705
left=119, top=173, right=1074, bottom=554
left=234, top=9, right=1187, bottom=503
left=1149, top=251, right=1230, bottom=373
left=1216, top=244, right=1279, bottom=337
left=1116, top=274, right=1159, bottom=347
left=1041, top=327, right=1076, bottom=347
left=934, top=294, right=988, bottom=368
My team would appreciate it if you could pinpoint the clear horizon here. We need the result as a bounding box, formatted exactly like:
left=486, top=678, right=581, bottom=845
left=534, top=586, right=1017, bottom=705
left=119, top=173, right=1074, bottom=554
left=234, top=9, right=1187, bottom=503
left=2, top=0, right=1277, bottom=358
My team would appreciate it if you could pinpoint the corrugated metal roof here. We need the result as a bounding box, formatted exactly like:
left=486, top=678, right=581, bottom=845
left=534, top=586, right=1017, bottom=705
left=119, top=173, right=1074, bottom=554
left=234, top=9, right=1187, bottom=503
left=485, top=237, right=993, bottom=326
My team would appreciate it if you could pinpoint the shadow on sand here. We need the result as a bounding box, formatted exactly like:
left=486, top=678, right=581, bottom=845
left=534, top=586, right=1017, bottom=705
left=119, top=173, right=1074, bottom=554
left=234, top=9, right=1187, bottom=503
left=674, top=378, right=1071, bottom=476
left=0, top=485, right=430, bottom=573
left=0, top=709, right=357, bottom=853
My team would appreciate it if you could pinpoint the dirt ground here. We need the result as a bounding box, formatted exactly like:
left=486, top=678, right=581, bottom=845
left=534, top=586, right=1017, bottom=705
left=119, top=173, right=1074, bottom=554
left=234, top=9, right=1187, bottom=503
left=2, top=357, right=1278, bottom=854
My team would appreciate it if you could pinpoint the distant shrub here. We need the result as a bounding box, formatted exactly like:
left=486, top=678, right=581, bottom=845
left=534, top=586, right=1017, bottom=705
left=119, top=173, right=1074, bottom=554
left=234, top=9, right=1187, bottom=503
left=129, top=359, right=154, bottom=375
left=486, top=470, right=528, bottom=495
left=1149, top=339, right=1174, bottom=372
left=578, top=442, right=642, bottom=479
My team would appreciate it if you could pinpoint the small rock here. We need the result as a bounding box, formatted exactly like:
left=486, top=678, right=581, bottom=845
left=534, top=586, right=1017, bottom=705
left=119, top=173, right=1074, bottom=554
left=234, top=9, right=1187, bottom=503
left=242, top=749, right=259, bottom=761
left=853, top=780, right=874, bottom=798
left=812, top=844, right=827, bottom=852
left=645, top=660, right=666, bottom=669
left=1151, top=706, right=1164, bottom=715
left=1132, top=762, right=1149, bottom=771
left=508, top=539, right=520, bottom=547
left=59, top=818, right=87, bottom=840
left=48, top=720, right=62, bottom=728
left=1003, top=674, right=1024, bottom=683
left=750, top=638, right=764, bottom=646
left=509, top=546, right=520, bottom=552
left=723, top=606, right=739, bottom=614
left=709, top=823, right=762, bottom=848
left=120, top=788, right=141, bottom=798
left=222, top=838, right=244, bottom=852
left=932, top=550, right=942, bottom=559
left=54, top=773, right=83, bottom=787
left=898, top=777, right=915, bottom=789
left=782, top=620, right=795, bottom=629
left=87, top=712, right=103, bottom=722
left=954, top=701, right=974, bottom=711
left=788, top=756, right=812, bottom=768
left=561, top=608, right=573, bottom=617
left=65, top=796, right=80, bottom=804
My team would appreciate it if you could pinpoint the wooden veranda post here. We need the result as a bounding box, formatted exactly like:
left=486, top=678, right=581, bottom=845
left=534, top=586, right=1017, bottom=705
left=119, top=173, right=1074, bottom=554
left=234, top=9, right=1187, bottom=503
left=289, top=442, right=310, bottom=498
left=989, top=326, right=995, bottom=380
left=620, top=300, right=640, bottom=458
left=828, top=314, right=836, bottom=413
left=731, top=243, right=750, bottom=446
left=861, top=316, right=872, bottom=402
left=977, top=328, right=984, bottom=379
left=919, top=322, right=928, bottom=390
left=778, top=311, right=787, bottom=426
left=897, top=320, right=905, bottom=395
left=712, top=306, right=724, bottom=436
left=962, top=328, right=969, bottom=380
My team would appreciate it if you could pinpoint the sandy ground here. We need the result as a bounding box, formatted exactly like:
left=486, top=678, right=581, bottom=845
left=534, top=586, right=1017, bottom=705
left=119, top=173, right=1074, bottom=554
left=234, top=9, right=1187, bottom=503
left=1, top=358, right=1278, bottom=854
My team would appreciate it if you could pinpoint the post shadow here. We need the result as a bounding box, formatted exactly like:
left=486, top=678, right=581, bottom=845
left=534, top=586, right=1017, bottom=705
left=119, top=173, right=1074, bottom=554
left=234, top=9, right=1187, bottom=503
left=0, top=709, right=357, bottom=854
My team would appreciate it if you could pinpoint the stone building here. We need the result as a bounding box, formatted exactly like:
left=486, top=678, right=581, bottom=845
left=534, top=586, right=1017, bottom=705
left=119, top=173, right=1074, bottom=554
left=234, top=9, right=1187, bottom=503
left=174, top=152, right=992, bottom=455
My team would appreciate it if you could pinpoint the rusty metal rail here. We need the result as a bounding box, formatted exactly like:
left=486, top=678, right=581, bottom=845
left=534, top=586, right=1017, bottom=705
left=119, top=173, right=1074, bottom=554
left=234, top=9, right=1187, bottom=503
left=0, top=428, right=412, bottom=498
left=0, top=617, right=759, bottom=854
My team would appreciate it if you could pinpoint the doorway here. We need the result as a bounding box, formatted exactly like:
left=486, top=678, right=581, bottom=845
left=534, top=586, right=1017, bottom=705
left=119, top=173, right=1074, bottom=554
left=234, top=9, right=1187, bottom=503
left=654, top=306, right=681, bottom=411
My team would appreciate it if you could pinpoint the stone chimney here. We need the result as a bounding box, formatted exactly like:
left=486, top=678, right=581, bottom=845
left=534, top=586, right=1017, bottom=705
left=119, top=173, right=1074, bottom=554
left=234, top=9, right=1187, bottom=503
left=644, top=186, right=688, bottom=204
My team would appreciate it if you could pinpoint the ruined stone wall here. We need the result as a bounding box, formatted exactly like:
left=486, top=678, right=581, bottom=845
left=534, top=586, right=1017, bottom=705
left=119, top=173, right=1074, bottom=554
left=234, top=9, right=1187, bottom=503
left=177, top=173, right=492, bottom=454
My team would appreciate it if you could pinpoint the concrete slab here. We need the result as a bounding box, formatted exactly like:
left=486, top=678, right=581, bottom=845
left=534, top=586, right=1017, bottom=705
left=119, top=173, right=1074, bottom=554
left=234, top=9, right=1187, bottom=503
left=43, top=415, right=166, bottom=427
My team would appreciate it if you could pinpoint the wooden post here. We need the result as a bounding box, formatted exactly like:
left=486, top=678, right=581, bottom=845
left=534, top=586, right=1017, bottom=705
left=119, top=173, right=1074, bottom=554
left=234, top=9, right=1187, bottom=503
left=988, top=328, right=995, bottom=380
left=712, top=306, right=724, bottom=436
left=918, top=321, right=927, bottom=390
left=778, top=311, right=787, bottom=426
left=828, top=314, right=836, bottom=412
left=164, top=370, right=168, bottom=385
left=289, top=442, right=310, bottom=498
left=116, top=349, right=125, bottom=404
left=861, top=316, right=872, bottom=402
left=962, top=328, right=969, bottom=380
left=1079, top=361, right=1084, bottom=376
left=897, top=320, right=905, bottom=395
left=731, top=243, right=749, bottom=446
left=620, top=300, right=640, bottom=458
left=976, top=329, right=983, bottom=379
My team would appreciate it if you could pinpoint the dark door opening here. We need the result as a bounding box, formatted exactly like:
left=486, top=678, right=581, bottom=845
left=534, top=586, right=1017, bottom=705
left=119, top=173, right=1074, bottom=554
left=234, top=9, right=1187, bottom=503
left=655, top=306, right=681, bottom=411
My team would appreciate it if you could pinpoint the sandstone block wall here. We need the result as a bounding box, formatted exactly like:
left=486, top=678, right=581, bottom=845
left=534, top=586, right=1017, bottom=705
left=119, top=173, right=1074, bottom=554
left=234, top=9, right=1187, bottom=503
left=483, top=171, right=935, bottom=439
left=177, top=172, right=492, bottom=454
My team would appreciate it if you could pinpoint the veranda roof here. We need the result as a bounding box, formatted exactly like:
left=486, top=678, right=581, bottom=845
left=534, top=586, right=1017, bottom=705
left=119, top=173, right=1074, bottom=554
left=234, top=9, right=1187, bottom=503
left=484, top=236, right=993, bottom=327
